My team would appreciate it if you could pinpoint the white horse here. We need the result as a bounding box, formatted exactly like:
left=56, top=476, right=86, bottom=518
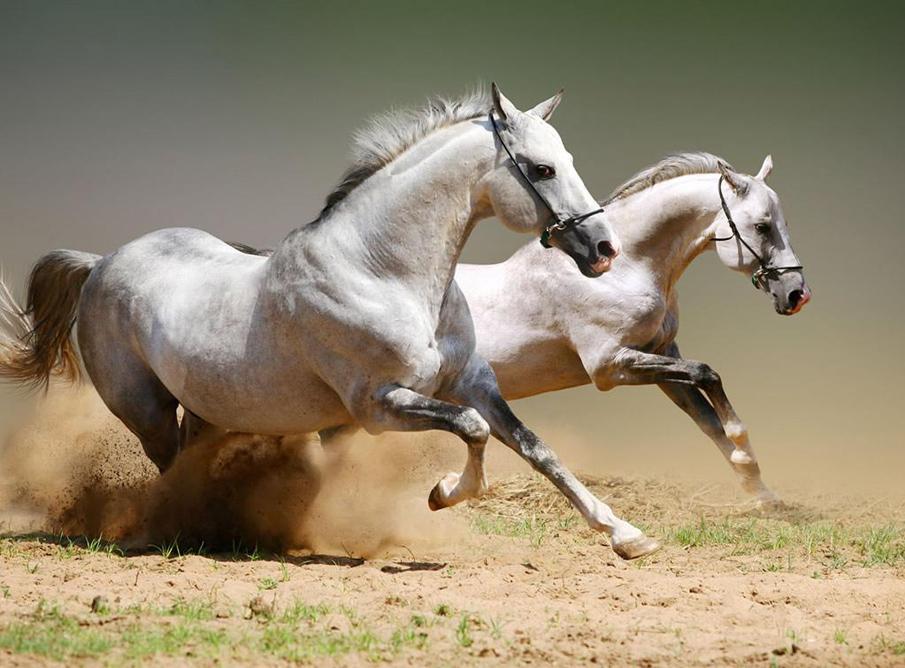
left=456, top=153, right=810, bottom=504
left=0, top=86, right=661, bottom=560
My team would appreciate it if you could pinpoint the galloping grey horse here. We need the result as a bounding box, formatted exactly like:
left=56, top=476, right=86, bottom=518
left=456, top=153, right=810, bottom=505
left=0, top=86, right=660, bottom=559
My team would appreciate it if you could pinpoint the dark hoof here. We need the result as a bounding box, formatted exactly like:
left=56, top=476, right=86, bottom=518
left=427, top=483, right=445, bottom=512
left=612, top=535, right=661, bottom=561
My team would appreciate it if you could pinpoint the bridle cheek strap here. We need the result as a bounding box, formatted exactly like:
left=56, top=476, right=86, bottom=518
left=712, top=175, right=802, bottom=290
left=489, top=113, right=604, bottom=248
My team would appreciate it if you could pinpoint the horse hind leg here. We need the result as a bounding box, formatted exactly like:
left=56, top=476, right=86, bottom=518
left=117, top=383, right=180, bottom=473
left=658, top=382, right=779, bottom=505
left=89, top=357, right=181, bottom=473
left=179, top=409, right=228, bottom=450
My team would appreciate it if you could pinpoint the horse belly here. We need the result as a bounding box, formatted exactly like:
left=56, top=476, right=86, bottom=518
left=147, top=314, right=352, bottom=434
left=178, top=368, right=352, bottom=435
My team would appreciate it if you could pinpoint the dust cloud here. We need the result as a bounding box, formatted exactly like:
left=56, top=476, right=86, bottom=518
left=3, top=381, right=896, bottom=557
left=0, top=387, right=469, bottom=558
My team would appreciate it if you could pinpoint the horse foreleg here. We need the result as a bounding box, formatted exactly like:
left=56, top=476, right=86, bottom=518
left=446, top=361, right=660, bottom=560
left=657, top=382, right=779, bottom=504
left=372, top=385, right=489, bottom=509
left=606, top=346, right=758, bottom=468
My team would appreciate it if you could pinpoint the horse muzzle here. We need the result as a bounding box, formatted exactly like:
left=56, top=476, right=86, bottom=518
left=770, top=275, right=811, bottom=316
left=781, top=286, right=811, bottom=315
left=552, top=218, right=621, bottom=278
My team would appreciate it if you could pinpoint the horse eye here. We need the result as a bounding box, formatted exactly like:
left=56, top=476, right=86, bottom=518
left=754, top=223, right=771, bottom=235
left=534, top=164, right=555, bottom=179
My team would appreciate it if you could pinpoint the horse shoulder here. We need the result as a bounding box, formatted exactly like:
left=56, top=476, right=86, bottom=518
left=272, top=252, right=448, bottom=394
left=564, top=267, right=673, bottom=387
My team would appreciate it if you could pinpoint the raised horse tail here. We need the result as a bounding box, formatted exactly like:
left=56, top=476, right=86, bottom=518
left=0, top=250, right=101, bottom=389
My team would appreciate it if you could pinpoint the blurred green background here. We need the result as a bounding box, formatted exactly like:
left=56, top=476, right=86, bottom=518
left=1, top=1, right=903, bottom=490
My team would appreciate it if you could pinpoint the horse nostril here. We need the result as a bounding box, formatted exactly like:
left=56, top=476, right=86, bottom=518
left=788, top=289, right=803, bottom=307
left=597, top=240, right=617, bottom=258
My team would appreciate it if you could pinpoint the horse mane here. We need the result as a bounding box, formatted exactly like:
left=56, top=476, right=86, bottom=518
left=604, top=152, right=731, bottom=203
left=318, top=88, right=492, bottom=220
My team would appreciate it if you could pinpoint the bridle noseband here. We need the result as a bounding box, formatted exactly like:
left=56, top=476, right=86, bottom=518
left=713, top=175, right=802, bottom=290
left=489, top=113, right=604, bottom=248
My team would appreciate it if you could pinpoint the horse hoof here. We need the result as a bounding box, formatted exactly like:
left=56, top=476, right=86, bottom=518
left=428, top=483, right=444, bottom=511
left=756, top=495, right=785, bottom=511
left=612, top=535, right=661, bottom=561
left=428, top=472, right=461, bottom=511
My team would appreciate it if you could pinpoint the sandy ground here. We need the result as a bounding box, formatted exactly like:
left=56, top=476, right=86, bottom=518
left=0, top=391, right=903, bottom=666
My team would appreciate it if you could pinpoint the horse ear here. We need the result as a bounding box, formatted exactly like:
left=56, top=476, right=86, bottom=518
left=491, top=82, right=519, bottom=122
left=527, top=89, right=564, bottom=121
left=718, top=160, right=748, bottom=195
left=755, top=154, right=773, bottom=181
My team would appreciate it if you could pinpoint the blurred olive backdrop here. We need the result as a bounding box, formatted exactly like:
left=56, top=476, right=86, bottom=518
left=1, top=1, right=903, bottom=491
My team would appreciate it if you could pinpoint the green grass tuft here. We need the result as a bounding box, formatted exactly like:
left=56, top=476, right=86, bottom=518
left=0, top=604, right=109, bottom=660
left=667, top=516, right=905, bottom=569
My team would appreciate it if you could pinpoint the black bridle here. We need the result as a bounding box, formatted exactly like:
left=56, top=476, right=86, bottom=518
left=713, top=175, right=802, bottom=290
left=489, top=113, right=604, bottom=248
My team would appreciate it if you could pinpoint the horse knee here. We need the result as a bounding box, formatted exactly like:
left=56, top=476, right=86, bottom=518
left=692, top=364, right=720, bottom=387
left=456, top=408, right=490, bottom=445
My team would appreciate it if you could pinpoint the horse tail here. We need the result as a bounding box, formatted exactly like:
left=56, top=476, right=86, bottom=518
left=0, top=250, right=101, bottom=390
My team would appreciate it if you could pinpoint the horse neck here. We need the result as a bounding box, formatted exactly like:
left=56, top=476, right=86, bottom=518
left=281, top=121, right=493, bottom=306
left=609, top=173, right=722, bottom=293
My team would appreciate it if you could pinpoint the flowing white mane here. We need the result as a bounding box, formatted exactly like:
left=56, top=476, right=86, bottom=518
left=319, top=88, right=491, bottom=218
left=605, top=152, right=731, bottom=203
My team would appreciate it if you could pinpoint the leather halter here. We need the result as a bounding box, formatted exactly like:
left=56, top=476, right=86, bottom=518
left=713, top=175, right=802, bottom=289
left=489, top=113, right=604, bottom=249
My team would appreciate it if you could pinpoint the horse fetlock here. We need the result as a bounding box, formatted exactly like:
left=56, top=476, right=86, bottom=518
left=729, top=448, right=755, bottom=465
left=727, top=422, right=755, bottom=464
left=724, top=420, right=748, bottom=441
